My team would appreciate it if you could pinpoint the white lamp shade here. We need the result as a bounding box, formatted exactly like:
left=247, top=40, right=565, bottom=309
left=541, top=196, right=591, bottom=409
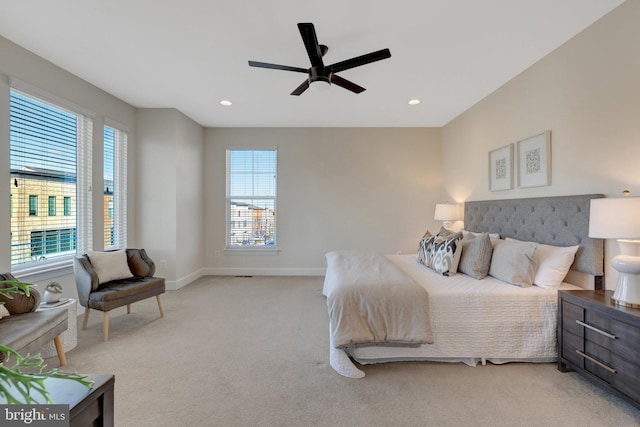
left=434, top=203, right=461, bottom=221
left=589, top=197, right=640, bottom=239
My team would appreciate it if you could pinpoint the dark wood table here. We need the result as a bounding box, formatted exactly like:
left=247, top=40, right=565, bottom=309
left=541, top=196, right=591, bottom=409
left=1, top=374, right=115, bottom=426
left=49, top=374, right=114, bottom=427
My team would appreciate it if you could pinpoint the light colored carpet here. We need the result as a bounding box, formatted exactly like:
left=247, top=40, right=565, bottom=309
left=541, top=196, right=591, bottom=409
left=50, top=276, right=640, bottom=426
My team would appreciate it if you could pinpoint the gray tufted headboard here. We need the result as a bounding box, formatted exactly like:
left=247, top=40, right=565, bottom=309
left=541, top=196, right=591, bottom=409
left=464, top=194, right=604, bottom=283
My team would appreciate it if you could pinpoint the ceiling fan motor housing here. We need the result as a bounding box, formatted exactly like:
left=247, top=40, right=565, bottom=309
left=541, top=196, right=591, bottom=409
left=309, top=66, right=331, bottom=84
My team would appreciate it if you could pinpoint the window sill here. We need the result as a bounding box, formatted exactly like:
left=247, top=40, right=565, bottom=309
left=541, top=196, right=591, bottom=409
left=224, top=247, right=280, bottom=256
left=11, top=258, right=75, bottom=283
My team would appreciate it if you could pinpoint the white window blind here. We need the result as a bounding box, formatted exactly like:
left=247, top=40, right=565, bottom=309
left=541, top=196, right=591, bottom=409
left=103, top=124, right=127, bottom=250
left=226, top=149, right=277, bottom=248
left=9, top=88, right=93, bottom=272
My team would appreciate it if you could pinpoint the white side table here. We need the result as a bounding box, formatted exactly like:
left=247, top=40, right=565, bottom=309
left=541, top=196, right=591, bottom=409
left=37, top=298, right=78, bottom=358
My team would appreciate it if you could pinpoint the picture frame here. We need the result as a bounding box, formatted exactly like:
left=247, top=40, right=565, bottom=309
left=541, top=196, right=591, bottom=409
left=517, top=130, right=551, bottom=188
left=488, top=144, right=513, bottom=191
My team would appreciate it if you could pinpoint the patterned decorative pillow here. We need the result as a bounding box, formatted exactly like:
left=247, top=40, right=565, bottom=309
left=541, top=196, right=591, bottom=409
left=417, top=228, right=463, bottom=276
left=417, top=230, right=434, bottom=266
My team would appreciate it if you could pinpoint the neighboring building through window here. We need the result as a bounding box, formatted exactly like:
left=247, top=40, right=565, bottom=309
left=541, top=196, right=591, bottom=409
left=9, top=87, right=92, bottom=268
left=226, top=149, right=277, bottom=248
left=103, top=124, right=127, bottom=250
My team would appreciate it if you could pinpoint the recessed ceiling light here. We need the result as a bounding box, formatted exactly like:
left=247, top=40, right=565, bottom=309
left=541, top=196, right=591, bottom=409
left=408, top=99, right=421, bottom=106
left=220, top=100, right=233, bottom=106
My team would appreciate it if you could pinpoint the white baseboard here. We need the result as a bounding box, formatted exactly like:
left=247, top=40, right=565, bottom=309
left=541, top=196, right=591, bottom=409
left=165, top=268, right=205, bottom=290
left=164, top=267, right=325, bottom=290
left=202, top=267, right=326, bottom=277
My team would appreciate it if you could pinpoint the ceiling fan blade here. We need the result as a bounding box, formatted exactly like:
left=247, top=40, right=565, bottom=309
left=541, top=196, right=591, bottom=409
left=248, top=60, right=308, bottom=73
left=330, top=74, right=366, bottom=94
left=297, top=23, right=324, bottom=68
left=290, top=79, right=310, bottom=96
left=328, top=48, right=391, bottom=73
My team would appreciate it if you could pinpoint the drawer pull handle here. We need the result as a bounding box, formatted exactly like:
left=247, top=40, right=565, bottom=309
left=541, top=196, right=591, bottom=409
left=576, top=350, right=617, bottom=374
left=575, top=320, right=617, bottom=339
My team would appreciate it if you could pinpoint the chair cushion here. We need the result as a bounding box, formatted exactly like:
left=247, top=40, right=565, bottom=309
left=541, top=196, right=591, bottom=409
left=88, top=277, right=165, bottom=312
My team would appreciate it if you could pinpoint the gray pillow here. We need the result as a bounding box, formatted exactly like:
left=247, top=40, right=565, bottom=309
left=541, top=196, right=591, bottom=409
left=488, top=239, right=538, bottom=287
left=458, top=233, right=493, bottom=279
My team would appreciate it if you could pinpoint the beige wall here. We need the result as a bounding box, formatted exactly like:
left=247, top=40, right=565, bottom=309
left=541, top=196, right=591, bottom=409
left=176, top=113, right=205, bottom=283
left=442, top=0, right=640, bottom=288
left=136, top=109, right=204, bottom=288
left=204, top=128, right=442, bottom=274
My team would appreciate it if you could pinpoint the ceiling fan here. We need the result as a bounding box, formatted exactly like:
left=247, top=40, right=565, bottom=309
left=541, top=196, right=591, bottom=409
left=248, top=23, right=391, bottom=96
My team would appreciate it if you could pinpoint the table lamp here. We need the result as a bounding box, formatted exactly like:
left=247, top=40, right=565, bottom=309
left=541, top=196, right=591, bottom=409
left=434, top=203, right=461, bottom=230
left=589, top=194, right=640, bottom=308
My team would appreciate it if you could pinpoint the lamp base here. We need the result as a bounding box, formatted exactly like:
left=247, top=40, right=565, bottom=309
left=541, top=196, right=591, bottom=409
left=610, top=253, right=640, bottom=308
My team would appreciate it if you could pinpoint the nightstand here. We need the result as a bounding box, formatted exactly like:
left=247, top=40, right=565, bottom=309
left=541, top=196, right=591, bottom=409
left=558, top=290, right=640, bottom=409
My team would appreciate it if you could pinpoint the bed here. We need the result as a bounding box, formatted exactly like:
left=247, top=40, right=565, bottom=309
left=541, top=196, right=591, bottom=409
left=324, top=194, right=605, bottom=378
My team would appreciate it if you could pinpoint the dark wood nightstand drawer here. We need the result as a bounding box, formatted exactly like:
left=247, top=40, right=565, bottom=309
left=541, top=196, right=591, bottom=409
left=584, top=310, right=640, bottom=362
left=558, top=290, right=640, bottom=410
left=561, top=330, right=583, bottom=366
left=578, top=346, right=640, bottom=403
left=561, top=300, right=584, bottom=336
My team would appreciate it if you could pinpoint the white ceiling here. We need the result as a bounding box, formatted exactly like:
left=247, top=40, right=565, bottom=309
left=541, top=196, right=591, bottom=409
left=0, top=0, right=626, bottom=127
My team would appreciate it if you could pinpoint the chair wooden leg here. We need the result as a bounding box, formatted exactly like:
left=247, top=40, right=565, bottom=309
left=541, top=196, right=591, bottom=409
left=103, top=311, right=110, bottom=342
left=156, top=295, right=164, bottom=318
left=53, top=336, right=67, bottom=367
left=82, top=308, right=90, bottom=330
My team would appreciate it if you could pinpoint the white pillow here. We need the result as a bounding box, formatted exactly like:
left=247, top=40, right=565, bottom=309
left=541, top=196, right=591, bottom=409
left=0, top=304, right=9, bottom=319
left=87, top=250, right=133, bottom=284
left=461, top=229, right=500, bottom=240
left=506, top=238, right=579, bottom=290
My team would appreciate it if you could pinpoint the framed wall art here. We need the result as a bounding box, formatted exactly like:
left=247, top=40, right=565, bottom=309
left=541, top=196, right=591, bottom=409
left=517, top=130, right=551, bottom=188
left=488, top=144, right=513, bottom=191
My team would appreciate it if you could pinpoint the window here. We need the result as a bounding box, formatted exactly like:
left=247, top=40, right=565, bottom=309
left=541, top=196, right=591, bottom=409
left=226, top=149, right=277, bottom=248
left=103, top=124, right=127, bottom=250
left=29, top=195, right=38, bottom=216
left=64, top=197, right=71, bottom=216
left=48, top=196, right=56, bottom=216
left=9, top=86, right=92, bottom=270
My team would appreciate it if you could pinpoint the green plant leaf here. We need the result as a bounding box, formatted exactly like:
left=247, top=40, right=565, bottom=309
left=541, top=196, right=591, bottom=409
left=0, top=280, right=35, bottom=297
left=0, top=333, right=93, bottom=404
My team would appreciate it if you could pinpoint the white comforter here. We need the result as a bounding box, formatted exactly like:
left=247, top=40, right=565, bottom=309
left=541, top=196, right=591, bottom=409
left=324, top=251, right=433, bottom=349
left=326, top=254, right=582, bottom=378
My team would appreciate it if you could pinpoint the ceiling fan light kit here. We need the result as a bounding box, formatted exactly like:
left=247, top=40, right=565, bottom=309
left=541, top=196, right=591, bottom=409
left=248, top=23, right=391, bottom=96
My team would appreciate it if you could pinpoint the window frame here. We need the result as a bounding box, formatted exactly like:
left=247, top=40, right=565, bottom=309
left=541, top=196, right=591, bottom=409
left=103, top=121, right=128, bottom=251
left=9, top=79, right=94, bottom=280
left=225, top=147, right=278, bottom=255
